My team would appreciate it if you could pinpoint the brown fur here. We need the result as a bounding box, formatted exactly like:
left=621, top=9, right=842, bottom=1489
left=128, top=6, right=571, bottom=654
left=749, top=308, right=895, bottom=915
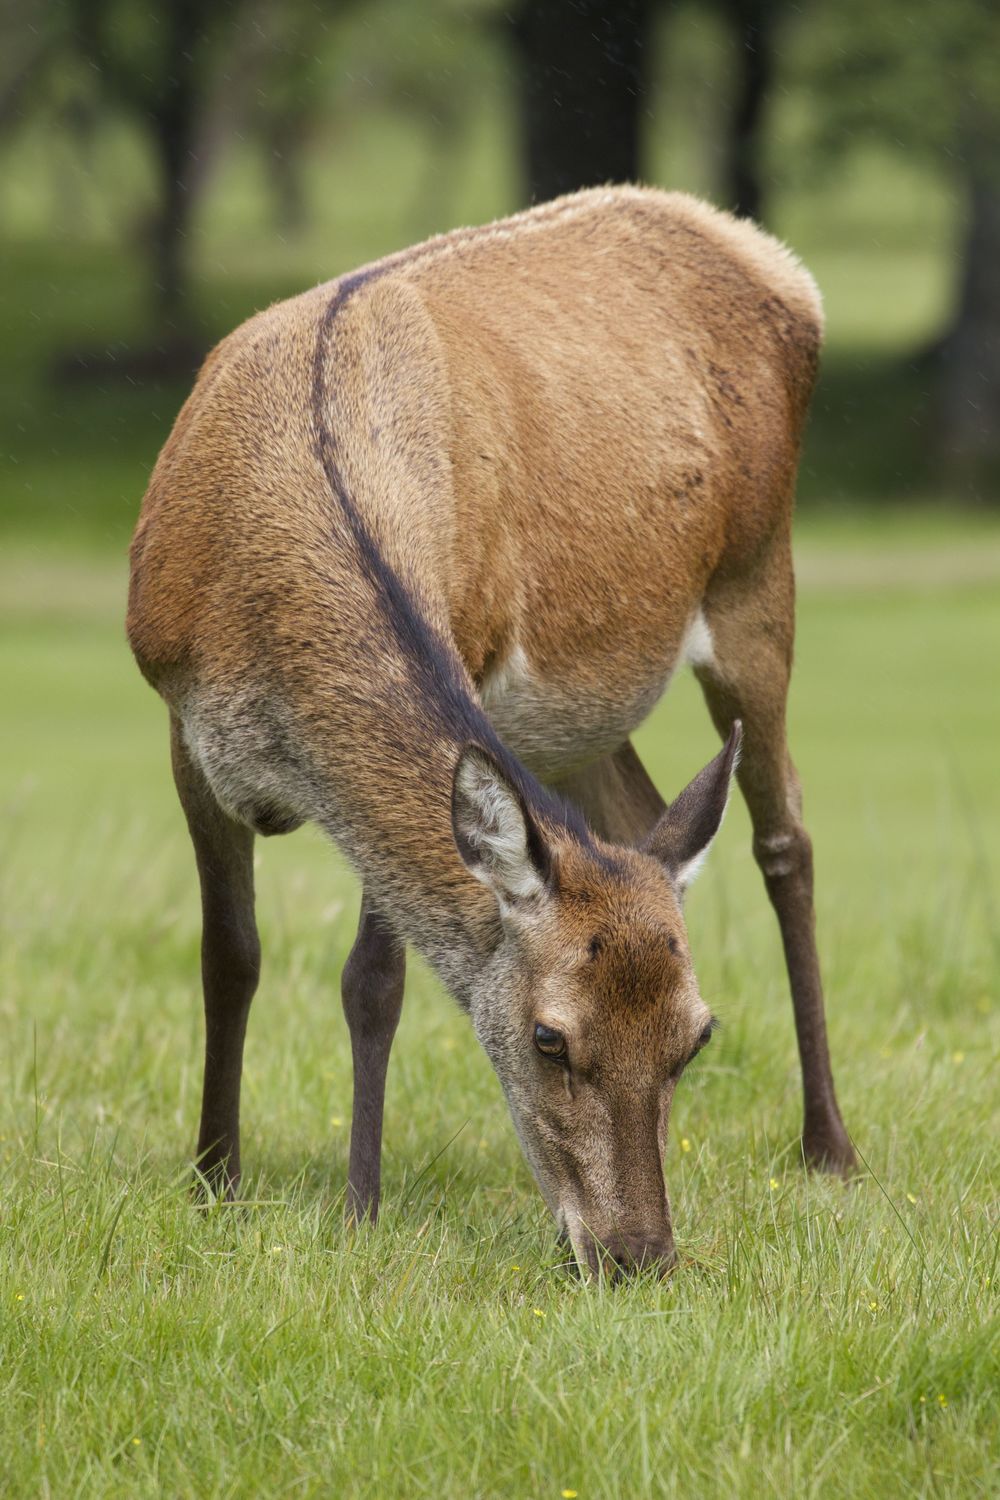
left=128, top=187, right=853, bottom=1275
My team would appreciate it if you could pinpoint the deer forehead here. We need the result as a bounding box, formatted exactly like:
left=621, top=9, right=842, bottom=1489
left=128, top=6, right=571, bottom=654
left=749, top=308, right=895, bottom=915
left=550, top=850, right=687, bottom=960
left=530, top=913, right=705, bottom=1048
left=559, top=837, right=679, bottom=900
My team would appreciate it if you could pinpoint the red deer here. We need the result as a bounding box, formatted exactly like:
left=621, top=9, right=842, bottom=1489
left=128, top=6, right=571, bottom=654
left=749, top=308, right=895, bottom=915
left=127, top=187, right=854, bottom=1277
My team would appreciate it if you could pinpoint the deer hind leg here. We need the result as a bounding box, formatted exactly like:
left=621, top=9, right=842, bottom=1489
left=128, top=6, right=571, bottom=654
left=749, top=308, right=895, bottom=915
left=171, top=715, right=261, bottom=1197
left=552, top=740, right=667, bottom=844
left=341, top=895, right=406, bottom=1224
left=693, top=550, right=855, bottom=1175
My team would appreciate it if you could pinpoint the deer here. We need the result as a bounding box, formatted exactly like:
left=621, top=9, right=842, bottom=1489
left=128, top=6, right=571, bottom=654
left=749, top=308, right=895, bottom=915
left=127, top=185, right=855, bottom=1278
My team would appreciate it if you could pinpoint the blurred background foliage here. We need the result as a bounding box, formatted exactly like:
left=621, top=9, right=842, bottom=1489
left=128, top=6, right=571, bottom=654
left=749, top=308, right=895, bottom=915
left=1, top=0, right=998, bottom=550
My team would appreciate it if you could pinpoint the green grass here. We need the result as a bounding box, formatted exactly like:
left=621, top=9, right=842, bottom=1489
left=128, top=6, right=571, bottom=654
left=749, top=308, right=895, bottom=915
left=1, top=531, right=998, bottom=1497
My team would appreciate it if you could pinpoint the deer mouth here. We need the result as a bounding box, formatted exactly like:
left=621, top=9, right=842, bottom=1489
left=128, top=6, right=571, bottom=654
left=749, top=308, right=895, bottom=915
left=557, top=1209, right=677, bottom=1281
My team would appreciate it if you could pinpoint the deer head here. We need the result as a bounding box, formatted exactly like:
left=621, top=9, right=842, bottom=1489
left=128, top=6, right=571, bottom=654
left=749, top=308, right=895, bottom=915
left=452, top=723, right=741, bottom=1277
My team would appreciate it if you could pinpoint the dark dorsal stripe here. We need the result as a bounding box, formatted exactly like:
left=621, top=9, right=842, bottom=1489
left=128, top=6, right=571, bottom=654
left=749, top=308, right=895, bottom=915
left=310, top=266, right=595, bottom=849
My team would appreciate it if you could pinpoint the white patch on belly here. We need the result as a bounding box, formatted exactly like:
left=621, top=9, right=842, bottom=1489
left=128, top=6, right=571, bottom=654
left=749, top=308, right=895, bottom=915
left=681, top=607, right=716, bottom=671
left=479, top=642, right=642, bottom=777
left=480, top=644, right=533, bottom=716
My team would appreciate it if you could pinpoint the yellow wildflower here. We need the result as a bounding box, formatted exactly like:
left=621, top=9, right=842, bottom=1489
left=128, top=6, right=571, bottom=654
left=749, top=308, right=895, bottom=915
left=680, top=1138, right=691, bottom=1153
left=533, top=1308, right=546, bottom=1319
left=769, top=1178, right=779, bottom=1191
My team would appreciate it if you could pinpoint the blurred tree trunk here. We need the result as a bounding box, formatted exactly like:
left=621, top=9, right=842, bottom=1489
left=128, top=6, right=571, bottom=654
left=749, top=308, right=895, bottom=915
left=264, top=117, right=309, bottom=235
left=719, top=0, right=774, bottom=222
left=69, top=0, right=237, bottom=353
left=0, top=31, right=55, bottom=131
left=149, top=0, right=201, bottom=327
left=936, top=164, right=1000, bottom=488
left=512, top=0, right=652, bottom=204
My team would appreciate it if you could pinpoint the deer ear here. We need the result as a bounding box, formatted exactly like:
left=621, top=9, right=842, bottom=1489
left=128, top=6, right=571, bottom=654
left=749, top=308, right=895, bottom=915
left=452, top=745, right=552, bottom=910
left=643, top=722, right=742, bottom=893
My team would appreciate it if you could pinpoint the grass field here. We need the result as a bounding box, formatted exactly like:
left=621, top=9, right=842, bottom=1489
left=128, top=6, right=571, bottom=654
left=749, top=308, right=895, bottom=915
left=1, top=521, right=998, bottom=1497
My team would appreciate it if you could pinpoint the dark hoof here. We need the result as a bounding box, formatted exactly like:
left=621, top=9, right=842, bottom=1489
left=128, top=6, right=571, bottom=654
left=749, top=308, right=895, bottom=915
left=344, top=1185, right=379, bottom=1227
left=803, top=1125, right=858, bottom=1180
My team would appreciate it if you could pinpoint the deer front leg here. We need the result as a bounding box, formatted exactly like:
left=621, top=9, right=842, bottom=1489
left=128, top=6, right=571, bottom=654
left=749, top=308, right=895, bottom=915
left=341, top=897, right=405, bottom=1222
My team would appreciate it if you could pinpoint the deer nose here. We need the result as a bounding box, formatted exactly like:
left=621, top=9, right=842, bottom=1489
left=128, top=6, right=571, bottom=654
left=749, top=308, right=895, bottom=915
left=601, top=1231, right=677, bottom=1281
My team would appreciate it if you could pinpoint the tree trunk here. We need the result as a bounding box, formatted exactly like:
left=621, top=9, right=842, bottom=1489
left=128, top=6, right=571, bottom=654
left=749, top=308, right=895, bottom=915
left=512, top=0, right=652, bottom=205
left=149, top=0, right=202, bottom=328
left=936, top=166, right=1000, bottom=491
left=719, top=0, right=774, bottom=223
left=265, top=117, right=308, bottom=236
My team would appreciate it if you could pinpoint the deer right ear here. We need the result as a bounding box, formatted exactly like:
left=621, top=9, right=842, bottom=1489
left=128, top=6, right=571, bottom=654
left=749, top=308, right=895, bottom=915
left=643, top=721, right=742, bottom=893
left=451, top=745, right=552, bottom=911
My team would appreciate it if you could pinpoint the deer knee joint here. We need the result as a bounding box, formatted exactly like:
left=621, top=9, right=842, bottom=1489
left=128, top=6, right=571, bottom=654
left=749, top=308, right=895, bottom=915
left=754, top=827, right=811, bottom=883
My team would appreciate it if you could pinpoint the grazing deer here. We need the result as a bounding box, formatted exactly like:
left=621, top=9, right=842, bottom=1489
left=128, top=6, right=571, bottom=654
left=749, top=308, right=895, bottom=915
left=127, top=186, right=854, bottom=1277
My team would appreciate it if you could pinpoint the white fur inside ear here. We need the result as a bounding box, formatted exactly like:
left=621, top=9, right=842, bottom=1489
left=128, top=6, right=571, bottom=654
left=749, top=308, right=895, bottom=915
left=673, top=844, right=712, bottom=893
left=455, top=755, right=544, bottom=903
left=672, top=749, right=739, bottom=894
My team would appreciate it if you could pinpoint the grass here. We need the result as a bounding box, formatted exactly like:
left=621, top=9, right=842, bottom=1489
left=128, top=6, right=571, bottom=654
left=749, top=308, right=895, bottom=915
left=1, top=529, right=998, bottom=1497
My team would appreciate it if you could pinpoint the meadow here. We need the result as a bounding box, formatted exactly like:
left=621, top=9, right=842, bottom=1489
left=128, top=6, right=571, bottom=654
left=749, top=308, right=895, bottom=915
left=2, top=96, right=999, bottom=1498
left=2, top=516, right=998, bottom=1496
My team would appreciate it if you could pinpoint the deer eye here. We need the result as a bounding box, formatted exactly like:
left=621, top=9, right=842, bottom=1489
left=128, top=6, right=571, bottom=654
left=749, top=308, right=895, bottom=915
left=672, top=1018, right=718, bottom=1078
left=534, top=1023, right=567, bottom=1060
left=687, top=1018, right=719, bottom=1065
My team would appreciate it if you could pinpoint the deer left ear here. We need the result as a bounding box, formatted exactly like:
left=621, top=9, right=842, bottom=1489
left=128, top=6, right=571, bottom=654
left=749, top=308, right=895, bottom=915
left=451, top=743, right=553, bottom=911
left=643, top=721, right=742, bottom=893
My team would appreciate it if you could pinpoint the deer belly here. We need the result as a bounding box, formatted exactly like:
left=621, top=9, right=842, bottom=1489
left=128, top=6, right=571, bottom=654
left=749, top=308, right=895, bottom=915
left=478, top=644, right=667, bottom=778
